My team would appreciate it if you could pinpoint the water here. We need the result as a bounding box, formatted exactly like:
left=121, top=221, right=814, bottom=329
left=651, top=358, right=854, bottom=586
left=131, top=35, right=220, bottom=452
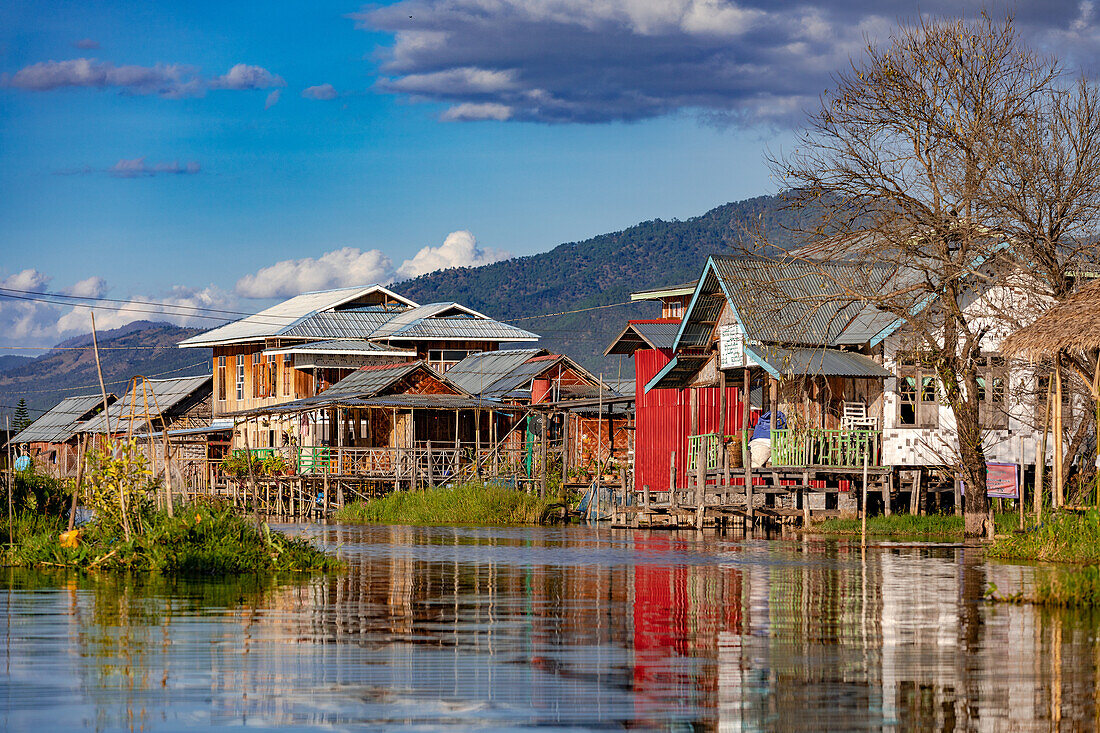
left=0, top=524, right=1097, bottom=731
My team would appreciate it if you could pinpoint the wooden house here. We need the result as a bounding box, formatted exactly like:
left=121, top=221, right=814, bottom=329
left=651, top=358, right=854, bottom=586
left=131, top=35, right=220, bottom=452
left=446, top=349, right=632, bottom=484
left=177, top=284, right=539, bottom=450
left=8, top=393, right=116, bottom=478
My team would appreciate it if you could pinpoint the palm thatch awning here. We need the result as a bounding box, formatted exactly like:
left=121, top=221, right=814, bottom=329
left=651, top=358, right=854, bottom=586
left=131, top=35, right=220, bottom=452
left=1001, top=279, right=1100, bottom=361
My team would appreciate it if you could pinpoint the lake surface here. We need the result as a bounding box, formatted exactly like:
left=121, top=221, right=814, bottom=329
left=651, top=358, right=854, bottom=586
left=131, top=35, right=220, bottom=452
left=0, top=523, right=1097, bottom=731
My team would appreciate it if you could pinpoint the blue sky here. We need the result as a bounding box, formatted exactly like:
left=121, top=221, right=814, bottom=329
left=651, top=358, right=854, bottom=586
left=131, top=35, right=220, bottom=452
left=0, top=0, right=1094, bottom=349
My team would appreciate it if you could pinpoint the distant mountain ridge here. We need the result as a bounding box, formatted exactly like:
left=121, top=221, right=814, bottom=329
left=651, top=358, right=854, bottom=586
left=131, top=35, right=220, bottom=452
left=0, top=321, right=210, bottom=424
left=399, top=193, right=807, bottom=374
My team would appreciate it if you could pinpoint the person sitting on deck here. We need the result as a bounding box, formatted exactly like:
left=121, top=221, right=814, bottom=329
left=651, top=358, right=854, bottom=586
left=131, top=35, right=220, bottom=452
left=749, top=410, right=786, bottom=468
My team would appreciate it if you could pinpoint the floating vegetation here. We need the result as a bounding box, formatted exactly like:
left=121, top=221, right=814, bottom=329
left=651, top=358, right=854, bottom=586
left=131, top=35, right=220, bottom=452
left=334, top=481, right=563, bottom=526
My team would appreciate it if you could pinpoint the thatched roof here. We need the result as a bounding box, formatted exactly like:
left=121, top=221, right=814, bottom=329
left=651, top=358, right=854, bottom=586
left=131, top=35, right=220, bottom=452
left=1002, top=279, right=1100, bottom=360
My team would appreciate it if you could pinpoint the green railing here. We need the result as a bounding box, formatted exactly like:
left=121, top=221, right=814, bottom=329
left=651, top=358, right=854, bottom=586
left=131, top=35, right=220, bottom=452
left=297, top=447, right=333, bottom=474
left=686, top=433, right=723, bottom=471
left=771, top=429, right=881, bottom=468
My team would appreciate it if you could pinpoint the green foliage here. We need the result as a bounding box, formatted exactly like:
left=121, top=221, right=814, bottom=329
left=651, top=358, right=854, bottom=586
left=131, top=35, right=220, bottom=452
left=12, top=399, right=30, bottom=433
left=220, top=451, right=288, bottom=478
left=85, top=440, right=157, bottom=534
left=11, top=468, right=71, bottom=518
left=987, top=510, right=1100, bottom=564
left=3, top=505, right=341, bottom=574
left=221, top=451, right=261, bottom=478
left=0, top=512, right=66, bottom=546
left=334, top=481, right=562, bottom=526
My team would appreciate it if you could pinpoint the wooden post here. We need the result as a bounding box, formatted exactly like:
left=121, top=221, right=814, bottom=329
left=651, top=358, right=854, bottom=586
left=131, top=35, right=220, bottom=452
left=539, top=421, right=548, bottom=499
left=475, top=409, right=482, bottom=479
left=337, top=408, right=344, bottom=476
left=954, top=473, right=963, bottom=517
left=861, top=448, right=869, bottom=547
left=881, top=466, right=892, bottom=517
left=802, top=469, right=810, bottom=526
left=643, top=484, right=650, bottom=511
left=742, top=367, right=753, bottom=521
left=67, top=434, right=87, bottom=532
left=669, top=451, right=678, bottom=509
left=560, top=411, right=569, bottom=485
left=492, top=409, right=500, bottom=478
left=1054, top=358, right=1064, bottom=508
left=242, top=418, right=262, bottom=530
left=6, top=416, right=12, bottom=552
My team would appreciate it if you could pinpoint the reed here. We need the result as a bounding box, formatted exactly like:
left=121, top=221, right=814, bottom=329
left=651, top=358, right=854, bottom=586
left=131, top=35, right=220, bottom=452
left=987, top=510, right=1100, bottom=564
left=334, top=481, right=560, bottom=526
left=811, top=512, right=1018, bottom=537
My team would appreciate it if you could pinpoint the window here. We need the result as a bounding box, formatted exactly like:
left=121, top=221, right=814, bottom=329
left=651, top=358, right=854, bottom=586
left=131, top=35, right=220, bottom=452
left=282, top=354, right=292, bottom=396
left=896, top=351, right=939, bottom=428
left=216, top=355, right=226, bottom=401
left=664, top=300, right=685, bottom=319
left=976, top=354, right=1008, bottom=429
left=428, top=349, right=479, bottom=373
left=251, top=352, right=262, bottom=398
left=235, top=356, right=244, bottom=401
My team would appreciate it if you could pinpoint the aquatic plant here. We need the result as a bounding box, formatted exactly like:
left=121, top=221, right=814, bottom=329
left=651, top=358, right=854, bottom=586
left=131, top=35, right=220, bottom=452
left=987, top=510, right=1100, bottom=564
left=810, top=512, right=1019, bottom=537
left=334, top=481, right=562, bottom=526
left=2, top=505, right=341, bottom=574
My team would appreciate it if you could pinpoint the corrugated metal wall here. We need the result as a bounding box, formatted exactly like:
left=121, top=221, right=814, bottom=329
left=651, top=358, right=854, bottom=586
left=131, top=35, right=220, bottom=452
left=634, top=348, right=744, bottom=492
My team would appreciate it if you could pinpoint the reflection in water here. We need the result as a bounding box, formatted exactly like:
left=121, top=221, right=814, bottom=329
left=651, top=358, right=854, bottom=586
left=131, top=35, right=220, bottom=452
left=0, top=525, right=1098, bottom=730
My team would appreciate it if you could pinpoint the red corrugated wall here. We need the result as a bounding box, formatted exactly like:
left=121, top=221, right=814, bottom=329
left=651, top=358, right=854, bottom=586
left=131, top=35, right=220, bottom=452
left=634, top=348, right=745, bottom=492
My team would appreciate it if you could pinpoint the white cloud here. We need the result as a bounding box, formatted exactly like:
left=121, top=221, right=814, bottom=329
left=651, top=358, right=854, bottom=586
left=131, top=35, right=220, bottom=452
left=0, top=270, right=235, bottom=348
left=62, top=276, right=107, bottom=298
left=265, top=89, right=282, bottom=109
left=72, top=39, right=100, bottom=50
left=441, top=102, right=513, bottom=121
left=5, top=58, right=284, bottom=98
left=209, top=63, right=285, bottom=90
left=302, top=83, right=338, bottom=100
left=109, top=158, right=201, bottom=178
left=395, top=230, right=509, bottom=279
left=55, top=285, right=235, bottom=334
left=235, top=247, right=396, bottom=299
left=234, top=231, right=511, bottom=298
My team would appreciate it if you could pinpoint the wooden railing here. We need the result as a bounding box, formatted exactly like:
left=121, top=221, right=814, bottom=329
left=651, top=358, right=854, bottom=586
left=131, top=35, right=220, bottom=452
left=686, top=433, right=724, bottom=472
left=771, top=429, right=881, bottom=468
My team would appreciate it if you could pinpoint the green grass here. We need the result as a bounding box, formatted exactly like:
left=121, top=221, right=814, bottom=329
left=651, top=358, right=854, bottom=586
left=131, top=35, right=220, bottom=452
left=810, top=512, right=1019, bottom=538
left=1, top=505, right=342, bottom=574
left=987, top=510, right=1100, bottom=564
left=334, top=481, right=562, bottom=526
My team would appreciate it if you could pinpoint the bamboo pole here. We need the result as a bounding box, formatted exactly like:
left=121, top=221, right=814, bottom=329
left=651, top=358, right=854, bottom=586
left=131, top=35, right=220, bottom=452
left=1037, top=378, right=1052, bottom=521
left=67, top=434, right=86, bottom=532
left=91, top=312, right=129, bottom=542
left=1054, top=357, right=1065, bottom=508
left=861, top=447, right=869, bottom=547
left=6, top=416, right=12, bottom=552
left=742, top=367, right=753, bottom=522
left=242, top=418, right=262, bottom=530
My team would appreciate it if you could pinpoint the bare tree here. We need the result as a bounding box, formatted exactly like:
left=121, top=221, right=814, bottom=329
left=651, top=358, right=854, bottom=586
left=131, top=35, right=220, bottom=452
left=765, top=14, right=1100, bottom=536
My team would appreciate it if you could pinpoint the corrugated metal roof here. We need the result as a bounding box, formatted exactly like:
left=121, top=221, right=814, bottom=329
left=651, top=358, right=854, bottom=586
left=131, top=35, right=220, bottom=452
left=745, top=345, right=891, bottom=378
left=263, top=339, right=415, bottom=357
left=605, top=319, right=680, bottom=354
left=79, top=375, right=212, bottom=434
left=321, top=362, right=424, bottom=398
left=178, top=285, right=416, bottom=347
left=277, top=309, right=403, bottom=340
left=388, top=318, right=539, bottom=342
left=445, top=349, right=545, bottom=395
left=707, top=257, right=896, bottom=347
left=630, top=281, right=697, bottom=300
left=10, top=394, right=112, bottom=444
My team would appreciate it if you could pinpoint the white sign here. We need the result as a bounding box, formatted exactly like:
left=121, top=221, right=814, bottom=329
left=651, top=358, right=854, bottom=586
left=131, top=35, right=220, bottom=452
left=718, top=324, right=744, bottom=369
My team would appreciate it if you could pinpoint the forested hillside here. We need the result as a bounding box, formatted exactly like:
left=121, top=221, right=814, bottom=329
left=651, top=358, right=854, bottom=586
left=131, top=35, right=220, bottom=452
left=400, top=193, right=808, bottom=375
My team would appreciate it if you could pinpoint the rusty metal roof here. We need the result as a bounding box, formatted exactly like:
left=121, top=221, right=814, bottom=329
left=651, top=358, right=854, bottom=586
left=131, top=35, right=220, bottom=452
left=78, top=375, right=211, bottom=434
left=10, top=394, right=114, bottom=444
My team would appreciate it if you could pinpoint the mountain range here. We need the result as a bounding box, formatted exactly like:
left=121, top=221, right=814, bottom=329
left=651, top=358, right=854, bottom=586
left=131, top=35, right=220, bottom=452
left=1, top=192, right=808, bottom=422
